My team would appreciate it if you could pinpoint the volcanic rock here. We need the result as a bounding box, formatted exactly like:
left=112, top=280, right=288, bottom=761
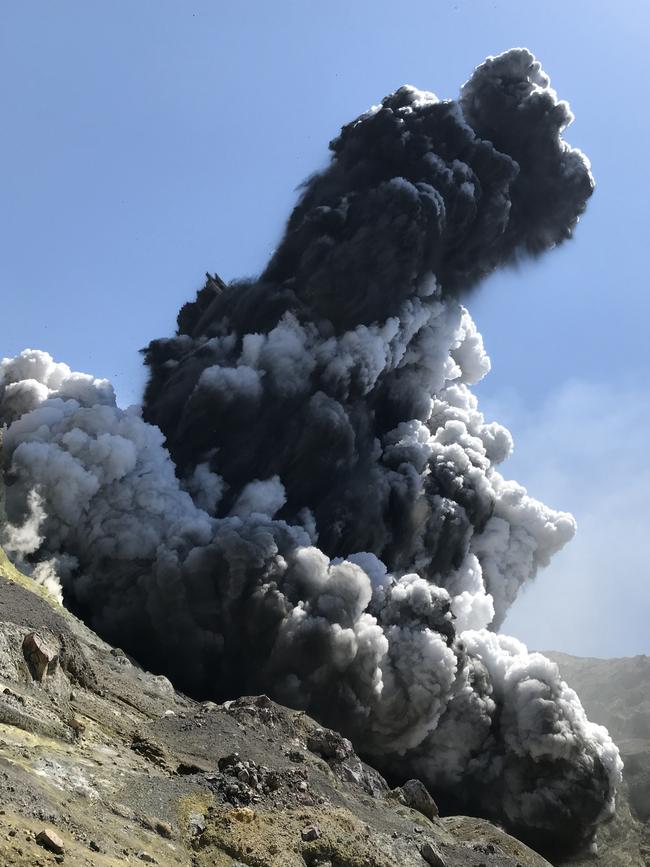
left=35, top=827, right=65, bottom=854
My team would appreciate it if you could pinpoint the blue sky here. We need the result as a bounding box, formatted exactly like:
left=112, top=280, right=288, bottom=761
left=2, top=1, right=649, bottom=657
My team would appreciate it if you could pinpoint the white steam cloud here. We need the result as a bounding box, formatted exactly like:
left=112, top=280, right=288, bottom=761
left=0, top=48, right=622, bottom=857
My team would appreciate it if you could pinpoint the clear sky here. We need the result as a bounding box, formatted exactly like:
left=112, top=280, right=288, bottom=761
left=2, top=1, right=649, bottom=658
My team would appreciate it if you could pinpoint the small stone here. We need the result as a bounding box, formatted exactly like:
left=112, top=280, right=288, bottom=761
left=68, top=717, right=86, bottom=736
left=139, top=853, right=157, bottom=863
left=301, top=825, right=321, bottom=842
left=176, top=761, right=206, bottom=775
left=266, top=771, right=281, bottom=791
left=36, top=828, right=65, bottom=855
left=188, top=812, right=206, bottom=835
left=288, top=749, right=305, bottom=763
left=154, top=820, right=173, bottom=839
left=163, top=709, right=175, bottom=717
left=420, top=841, right=446, bottom=866
left=218, top=752, right=240, bottom=771
left=89, top=840, right=101, bottom=852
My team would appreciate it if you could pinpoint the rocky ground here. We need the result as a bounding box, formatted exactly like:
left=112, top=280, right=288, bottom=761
left=547, top=651, right=650, bottom=867
left=0, top=548, right=551, bottom=867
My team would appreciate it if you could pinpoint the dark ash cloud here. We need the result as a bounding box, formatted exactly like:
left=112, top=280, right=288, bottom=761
left=0, top=49, right=619, bottom=857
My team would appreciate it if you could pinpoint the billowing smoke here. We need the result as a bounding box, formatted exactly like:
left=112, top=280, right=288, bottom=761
left=0, top=49, right=621, bottom=855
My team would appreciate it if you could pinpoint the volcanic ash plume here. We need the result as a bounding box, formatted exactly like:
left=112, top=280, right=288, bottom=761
left=0, top=49, right=621, bottom=854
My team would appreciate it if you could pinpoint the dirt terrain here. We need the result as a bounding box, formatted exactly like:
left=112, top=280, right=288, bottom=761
left=0, top=549, right=552, bottom=866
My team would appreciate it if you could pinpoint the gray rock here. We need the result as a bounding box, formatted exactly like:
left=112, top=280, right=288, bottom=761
left=23, top=632, right=58, bottom=681
left=399, top=779, right=439, bottom=821
left=306, top=727, right=353, bottom=761
left=288, top=749, right=305, bottom=763
left=188, top=812, right=205, bottom=835
left=420, top=841, right=446, bottom=866
left=35, top=828, right=65, bottom=855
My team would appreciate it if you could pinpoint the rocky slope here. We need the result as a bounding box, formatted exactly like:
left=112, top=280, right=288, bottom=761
left=547, top=651, right=650, bottom=867
left=0, top=550, right=551, bottom=867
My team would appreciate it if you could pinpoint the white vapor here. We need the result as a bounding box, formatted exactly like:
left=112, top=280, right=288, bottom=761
left=0, top=49, right=625, bottom=854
